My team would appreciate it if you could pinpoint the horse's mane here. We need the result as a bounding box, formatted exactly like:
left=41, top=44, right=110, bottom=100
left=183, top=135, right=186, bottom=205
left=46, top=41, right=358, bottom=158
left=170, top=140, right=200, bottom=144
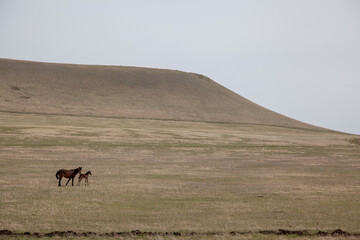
left=72, top=167, right=82, bottom=173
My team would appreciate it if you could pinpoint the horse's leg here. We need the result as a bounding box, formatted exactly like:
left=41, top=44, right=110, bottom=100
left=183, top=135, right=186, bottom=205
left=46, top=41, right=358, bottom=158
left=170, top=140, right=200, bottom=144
left=65, top=178, right=71, bottom=186
left=77, top=177, right=81, bottom=186
left=58, top=177, right=62, bottom=186
left=71, top=177, right=75, bottom=186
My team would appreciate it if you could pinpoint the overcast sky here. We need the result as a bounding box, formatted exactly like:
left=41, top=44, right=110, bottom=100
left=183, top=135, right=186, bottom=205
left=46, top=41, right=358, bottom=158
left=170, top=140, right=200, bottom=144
left=1, top=0, right=359, bottom=134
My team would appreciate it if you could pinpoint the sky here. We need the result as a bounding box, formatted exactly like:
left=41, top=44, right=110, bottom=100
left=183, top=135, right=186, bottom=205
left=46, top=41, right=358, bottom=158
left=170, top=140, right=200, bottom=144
left=0, top=0, right=359, bottom=134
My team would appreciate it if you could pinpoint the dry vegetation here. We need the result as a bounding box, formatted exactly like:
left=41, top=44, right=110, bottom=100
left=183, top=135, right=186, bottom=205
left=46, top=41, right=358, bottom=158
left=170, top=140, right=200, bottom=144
left=1, top=112, right=360, bottom=239
left=1, top=235, right=359, bottom=240
left=1, top=59, right=360, bottom=239
left=0, top=58, right=313, bottom=129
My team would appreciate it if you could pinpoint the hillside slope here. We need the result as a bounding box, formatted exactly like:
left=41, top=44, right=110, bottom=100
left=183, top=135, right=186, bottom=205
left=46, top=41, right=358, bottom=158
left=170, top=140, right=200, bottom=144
left=0, top=58, right=314, bottom=129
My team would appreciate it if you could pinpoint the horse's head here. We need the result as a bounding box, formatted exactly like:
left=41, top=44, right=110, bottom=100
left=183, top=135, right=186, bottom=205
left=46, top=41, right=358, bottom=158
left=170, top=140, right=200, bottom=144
left=78, top=167, right=82, bottom=174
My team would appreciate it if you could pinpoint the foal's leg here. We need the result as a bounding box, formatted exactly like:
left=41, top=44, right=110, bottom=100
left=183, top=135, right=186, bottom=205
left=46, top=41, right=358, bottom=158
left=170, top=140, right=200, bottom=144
left=77, top=177, right=82, bottom=186
left=65, top=178, right=71, bottom=186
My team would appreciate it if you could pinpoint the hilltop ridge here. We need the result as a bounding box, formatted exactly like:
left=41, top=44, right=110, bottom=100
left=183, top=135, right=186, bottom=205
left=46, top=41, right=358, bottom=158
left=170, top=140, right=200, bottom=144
left=0, top=58, right=315, bottom=129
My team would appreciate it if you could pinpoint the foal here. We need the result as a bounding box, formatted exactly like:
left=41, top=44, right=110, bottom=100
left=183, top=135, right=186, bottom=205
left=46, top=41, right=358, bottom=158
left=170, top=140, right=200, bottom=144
left=55, top=167, right=82, bottom=186
left=78, top=171, right=92, bottom=186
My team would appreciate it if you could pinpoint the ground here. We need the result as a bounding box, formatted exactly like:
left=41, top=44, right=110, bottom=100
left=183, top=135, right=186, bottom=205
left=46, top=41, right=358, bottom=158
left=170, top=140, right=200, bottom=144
left=1, top=112, right=360, bottom=239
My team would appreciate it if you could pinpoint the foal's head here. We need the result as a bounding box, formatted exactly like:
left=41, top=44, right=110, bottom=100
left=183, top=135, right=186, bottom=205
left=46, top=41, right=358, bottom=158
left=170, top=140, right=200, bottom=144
left=86, top=171, right=92, bottom=176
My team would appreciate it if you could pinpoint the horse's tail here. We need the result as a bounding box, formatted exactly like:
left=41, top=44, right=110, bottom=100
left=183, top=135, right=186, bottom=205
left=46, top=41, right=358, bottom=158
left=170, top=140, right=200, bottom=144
left=55, top=170, right=60, bottom=179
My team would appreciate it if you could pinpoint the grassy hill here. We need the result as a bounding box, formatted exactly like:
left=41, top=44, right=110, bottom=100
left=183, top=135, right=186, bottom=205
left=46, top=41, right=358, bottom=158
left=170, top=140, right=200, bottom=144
left=0, top=58, right=314, bottom=129
left=1, top=58, right=359, bottom=239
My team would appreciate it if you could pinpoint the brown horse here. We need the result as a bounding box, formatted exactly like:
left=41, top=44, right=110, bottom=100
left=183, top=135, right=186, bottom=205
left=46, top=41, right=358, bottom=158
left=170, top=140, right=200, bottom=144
left=77, top=171, right=92, bottom=186
left=55, top=167, right=82, bottom=186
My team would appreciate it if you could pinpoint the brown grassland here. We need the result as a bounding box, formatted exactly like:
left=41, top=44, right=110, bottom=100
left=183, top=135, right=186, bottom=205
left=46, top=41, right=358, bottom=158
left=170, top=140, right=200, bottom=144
left=1, top=59, right=360, bottom=239
left=0, top=58, right=313, bottom=129
left=1, top=112, right=360, bottom=239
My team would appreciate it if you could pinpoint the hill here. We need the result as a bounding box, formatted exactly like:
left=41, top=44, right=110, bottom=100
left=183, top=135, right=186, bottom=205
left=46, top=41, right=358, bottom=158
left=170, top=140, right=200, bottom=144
left=2, top=59, right=360, bottom=238
left=0, top=58, right=314, bottom=129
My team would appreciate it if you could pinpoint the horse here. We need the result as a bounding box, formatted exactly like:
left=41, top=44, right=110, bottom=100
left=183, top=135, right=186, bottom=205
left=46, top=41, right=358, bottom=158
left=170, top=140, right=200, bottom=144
left=55, top=167, right=82, bottom=186
left=77, top=171, right=92, bottom=186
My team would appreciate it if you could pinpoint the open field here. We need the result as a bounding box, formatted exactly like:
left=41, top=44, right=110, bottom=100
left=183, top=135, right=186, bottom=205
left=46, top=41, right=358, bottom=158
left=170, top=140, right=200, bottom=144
left=1, top=112, right=360, bottom=239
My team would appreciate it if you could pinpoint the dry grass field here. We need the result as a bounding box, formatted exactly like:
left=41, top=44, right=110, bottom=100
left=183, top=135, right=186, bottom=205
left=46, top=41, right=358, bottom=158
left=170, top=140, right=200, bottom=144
left=0, top=59, right=312, bottom=129
left=1, top=59, right=360, bottom=239
left=1, top=112, right=360, bottom=239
